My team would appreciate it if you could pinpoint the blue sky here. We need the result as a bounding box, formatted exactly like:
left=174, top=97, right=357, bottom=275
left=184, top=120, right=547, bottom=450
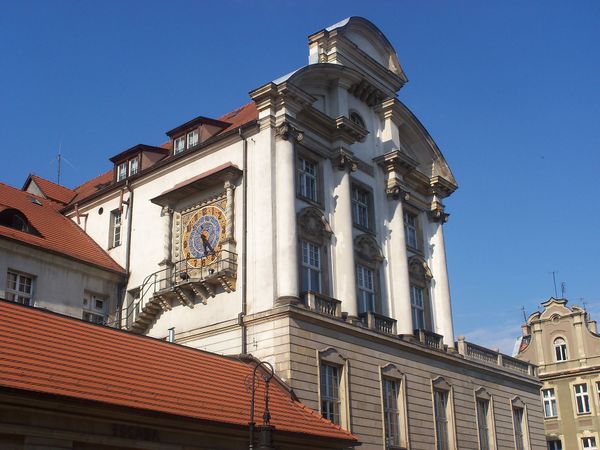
left=1, top=1, right=598, bottom=352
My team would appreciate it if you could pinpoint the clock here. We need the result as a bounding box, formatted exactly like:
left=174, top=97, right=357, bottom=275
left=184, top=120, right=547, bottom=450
left=182, top=205, right=227, bottom=267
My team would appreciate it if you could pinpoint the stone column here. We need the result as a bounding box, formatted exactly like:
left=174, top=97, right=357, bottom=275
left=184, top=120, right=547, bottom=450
left=160, top=206, right=174, bottom=266
left=274, top=122, right=302, bottom=305
left=387, top=189, right=413, bottom=335
left=333, top=151, right=358, bottom=318
left=224, top=180, right=235, bottom=241
left=429, top=201, right=454, bottom=346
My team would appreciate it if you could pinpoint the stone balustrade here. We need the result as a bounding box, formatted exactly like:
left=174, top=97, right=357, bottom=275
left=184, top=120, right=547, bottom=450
left=456, top=336, right=537, bottom=376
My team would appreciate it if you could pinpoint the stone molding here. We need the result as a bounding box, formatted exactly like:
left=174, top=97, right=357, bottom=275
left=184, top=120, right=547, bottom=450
left=354, top=234, right=384, bottom=263
left=408, top=255, right=433, bottom=281
left=275, top=121, right=304, bottom=143
left=332, top=149, right=358, bottom=172
left=297, top=207, right=332, bottom=240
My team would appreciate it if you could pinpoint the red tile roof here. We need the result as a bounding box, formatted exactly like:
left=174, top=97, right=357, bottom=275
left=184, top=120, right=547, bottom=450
left=26, top=175, right=76, bottom=205
left=0, top=301, right=356, bottom=443
left=217, top=102, right=258, bottom=134
left=0, top=183, right=124, bottom=274
left=70, top=170, right=113, bottom=204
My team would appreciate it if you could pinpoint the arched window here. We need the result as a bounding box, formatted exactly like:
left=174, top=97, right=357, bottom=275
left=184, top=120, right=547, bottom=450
left=554, top=337, right=568, bottom=362
left=349, top=111, right=366, bottom=129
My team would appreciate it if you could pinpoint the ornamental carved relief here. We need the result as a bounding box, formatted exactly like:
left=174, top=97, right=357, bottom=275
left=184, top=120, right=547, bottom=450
left=354, top=234, right=384, bottom=263
left=297, top=207, right=332, bottom=239
left=408, top=255, right=433, bottom=281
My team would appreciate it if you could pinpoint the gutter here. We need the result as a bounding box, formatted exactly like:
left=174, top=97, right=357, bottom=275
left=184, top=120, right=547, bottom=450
left=238, top=127, right=249, bottom=355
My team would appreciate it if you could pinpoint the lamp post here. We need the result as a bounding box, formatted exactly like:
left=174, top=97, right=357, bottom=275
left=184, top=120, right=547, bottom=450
left=248, top=360, right=275, bottom=450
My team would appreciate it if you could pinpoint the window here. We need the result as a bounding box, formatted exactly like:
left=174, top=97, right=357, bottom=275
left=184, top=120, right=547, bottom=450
left=554, top=338, right=568, bottom=362
left=187, top=130, right=198, bottom=148
left=411, top=285, right=425, bottom=330
left=596, top=381, right=600, bottom=407
left=350, top=111, right=366, bottom=129
left=116, top=162, right=127, bottom=181
left=575, top=383, right=591, bottom=414
left=320, top=362, right=340, bottom=425
left=382, top=378, right=401, bottom=448
left=434, top=389, right=451, bottom=450
left=582, top=437, right=597, bottom=450
left=109, top=210, right=122, bottom=248
left=542, top=388, right=558, bottom=418
left=174, top=136, right=185, bottom=154
left=6, top=270, right=33, bottom=306
left=513, top=407, right=526, bottom=450
left=404, top=211, right=418, bottom=249
left=82, top=292, right=107, bottom=325
left=356, top=264, right=375, bottom=313
left=476, top=399, right=491, bottom=450
left=351, top=185, right=371, bottom=229
left=547, top=440, right=562, bottom=450
left=297, top=156, right=318, bottom=202
left=128, top=158, right=139, bottom=176
left=300, top=240, right=321, bottom=293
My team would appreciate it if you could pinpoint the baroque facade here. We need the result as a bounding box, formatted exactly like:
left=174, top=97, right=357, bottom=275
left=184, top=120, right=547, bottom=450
left=516, top=298, right=600, bottom=450
left=5, top=17, right=548, bottom=450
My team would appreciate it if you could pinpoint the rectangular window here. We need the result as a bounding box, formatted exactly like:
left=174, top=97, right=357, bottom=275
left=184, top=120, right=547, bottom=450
left=542, top=388, right=557, bottom=418
left=597, top=381, right=600, bottom=407
left=110, top=210, right=122, bottom=248
left=575, top=383, right=591, bottom=414
left=174, top=136, right=185, bottom=154
left=351, top=185, right=370, bottom=229
left=404, top=211, right=418, bottom=249
left=382, top=378, right=401, bottom=448
left=476, top=399, right=491, bottom=450
left=434, top=390, right=450, bottom=450
left=320, top=363, right=340, bottom=425
left=356, top=264, right=375, bottom=313
left=128, top=158, right=139, bottom=176
left=6, top=271, right=33, bottom=306
left=300, top=240, right=321, bottom=293
left=513, top=407, right=525, bottom=450
left=547, top=440, right=562, bottom=450
left=187, top=130, right=198, bottom=148
left=297, top=157, right=318, bottom=202
left=82, top=292, right=107, bottom=325
left=116, top=162, right=127, bottom=181
left=582, top=437, right=597, bottom=450
left=411, top=285, right=425, bottom=330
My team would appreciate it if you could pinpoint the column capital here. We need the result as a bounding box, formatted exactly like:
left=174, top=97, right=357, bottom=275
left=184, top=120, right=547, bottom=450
left=275, top=121, right=304, bottom=143
left=161, top=205, right=174, bottom=216
left=333, top=149, right=358, bottom=172
left=386, top=184, right=410, bottom=201
left=429, top=201, right=450, bottom=223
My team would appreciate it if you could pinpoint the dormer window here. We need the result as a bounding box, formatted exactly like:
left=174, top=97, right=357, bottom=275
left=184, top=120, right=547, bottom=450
left=116, top=157, right=140, bottom=182
left=187, top=130, right=199, bottom=148
left=174, top=136, right=186, bottom=154
left=129, top=158, right=139, bottom=176
left=117, top=162, right=127, bottom=181
left=0, top=208, right=39, bottom=236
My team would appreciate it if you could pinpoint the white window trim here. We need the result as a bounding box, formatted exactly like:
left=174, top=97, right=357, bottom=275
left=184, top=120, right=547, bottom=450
left=317, top=348, right=350, bottom=430
left=553, top=337, right=568, bottom=362
left=82, top=291, right=108, bottom=325
left=6, top=269, right=34, bottom=306
left=542, top=387, right=558, bottom=418
left=300, top=239, right=322, bottom=293
left=579, top=432, right=599, bottom=450
left=173, top=136, right=185, bottom=154
left=380, top=364, right=409, bottom=450
left=351, top=183, right=371, bottom=230
left=187, top=129, right=198, bottom=148
left=356, top=263, right=375, bottom=313
left=296, top=156, right=319, bottom=203
left=109, top=209, right=122, bottom=248
left=574, top=382, right=592, bottom=415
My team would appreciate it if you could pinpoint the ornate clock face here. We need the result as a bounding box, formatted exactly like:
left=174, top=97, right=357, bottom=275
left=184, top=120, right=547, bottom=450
left=182, top=205, right=226, bottom=267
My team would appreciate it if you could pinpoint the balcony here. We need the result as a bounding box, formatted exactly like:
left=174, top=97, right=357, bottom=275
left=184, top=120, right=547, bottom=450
left=456, top=337, right=537, bottom=376
left=124, top=250, right=237, bottom=333
left=303, top=291, right=342, bottom=318
left=359, top=311, right=397, bottom=335
left=413, top=329, right=444, bottom=350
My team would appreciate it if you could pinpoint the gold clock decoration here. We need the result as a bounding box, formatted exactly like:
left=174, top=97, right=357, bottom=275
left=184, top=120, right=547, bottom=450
left=182, top=205, right=227, bottom=267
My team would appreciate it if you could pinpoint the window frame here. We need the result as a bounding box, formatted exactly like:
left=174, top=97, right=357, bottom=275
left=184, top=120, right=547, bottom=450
left=128, top=157, right=139, bottom=177
left=351, top=182, right=373, bottom=231
left=300, top=239, right=322, bottom=294
left=547, top=440, right=562, bottom=450
left=432, top=378, right=457, bottom=450
left=574, top=383, right=591, bottom=415
left=296, top=155, right=319, bottom=204
left=109, top=209, right=122, bottom=248
left=380, top=364, right=408, bottom=450
left=317, top=348, right=349, bottom=429
left=474, top=388, right=497, bottom=450
left=356, top=263, right=375, bottom=313
left=582, top=437, right=598, bottom=450
left=187, top=129, right=199, bottom=149
left=82, top=291, right=108, bottom=325
left=116, top=162, right=127, bottom=182
left=6, top=270, right=34, bottom=306
left=511, top=397, right=531, bottom=450
left=173, top=135, right=186, bottom=154
left=410, top=284, right=426, bottom=330
left=542, top=388, right=558, bottom=418
left=554, top=337, right=568, bottom=362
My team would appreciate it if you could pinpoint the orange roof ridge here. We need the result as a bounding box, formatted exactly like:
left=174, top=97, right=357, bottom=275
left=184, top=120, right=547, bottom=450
left=0, top=301, right=357, bottom=442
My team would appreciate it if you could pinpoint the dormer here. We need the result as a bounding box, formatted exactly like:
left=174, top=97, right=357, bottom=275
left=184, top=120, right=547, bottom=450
left=0, top=206, right=40, bottom=236
left=166, top=116, right=231, bottom=156
left=109, top=144, right=170, bottom=183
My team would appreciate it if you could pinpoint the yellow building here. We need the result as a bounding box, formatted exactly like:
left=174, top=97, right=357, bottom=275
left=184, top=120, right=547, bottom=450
left=517, top=298, right=600, bottom=450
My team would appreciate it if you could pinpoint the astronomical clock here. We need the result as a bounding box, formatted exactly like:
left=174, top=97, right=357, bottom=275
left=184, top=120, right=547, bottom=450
left=181, top=200, right=227, bottom=268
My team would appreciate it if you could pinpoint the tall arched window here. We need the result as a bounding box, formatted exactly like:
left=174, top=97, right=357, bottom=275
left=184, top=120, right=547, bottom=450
left=554, top=337, right=568, bottom=362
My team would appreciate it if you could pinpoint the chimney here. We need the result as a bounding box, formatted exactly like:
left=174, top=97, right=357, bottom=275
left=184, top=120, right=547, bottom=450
left=521, top=324, right=531, bottom=336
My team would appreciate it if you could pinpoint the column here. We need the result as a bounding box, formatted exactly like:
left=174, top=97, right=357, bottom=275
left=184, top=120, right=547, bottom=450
left=160, top=206, right=173, bottom=266
left=224, top=180, right=235, bottom=241
left=274, top=122, right=301, bottom=304
left=429, top=204, right=454, bottom=346
left=387, top=192, right=413, bottom=335
left=332, top=151, right=358, bottom=318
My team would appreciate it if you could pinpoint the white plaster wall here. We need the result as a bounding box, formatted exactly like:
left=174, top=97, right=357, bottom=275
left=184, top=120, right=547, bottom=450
left=0, top=239, right=121, bottom=320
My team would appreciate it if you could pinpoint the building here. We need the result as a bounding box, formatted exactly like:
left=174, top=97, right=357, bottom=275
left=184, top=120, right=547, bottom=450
left=0, top=179, right=125, bottom=322
left=4, top=17, right=548, bottom=450
left=0, top=299, right=357, bottom=450
left=516, top=298, right=600, bottom=450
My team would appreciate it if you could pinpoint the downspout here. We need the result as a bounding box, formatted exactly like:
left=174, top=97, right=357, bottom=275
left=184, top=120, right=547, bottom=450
left=117, top=181, right=134, bottom=328
left=239, top=127, right=249, bottom=355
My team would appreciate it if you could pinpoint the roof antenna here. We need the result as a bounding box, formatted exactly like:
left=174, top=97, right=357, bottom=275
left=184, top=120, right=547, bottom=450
left=57, top=140, right=62, bottom=185
left=560, top=281, right=567, bottom=299
left=521, top=306, right=527, bottom=323
left=550, top=271, right=558, bottom=298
